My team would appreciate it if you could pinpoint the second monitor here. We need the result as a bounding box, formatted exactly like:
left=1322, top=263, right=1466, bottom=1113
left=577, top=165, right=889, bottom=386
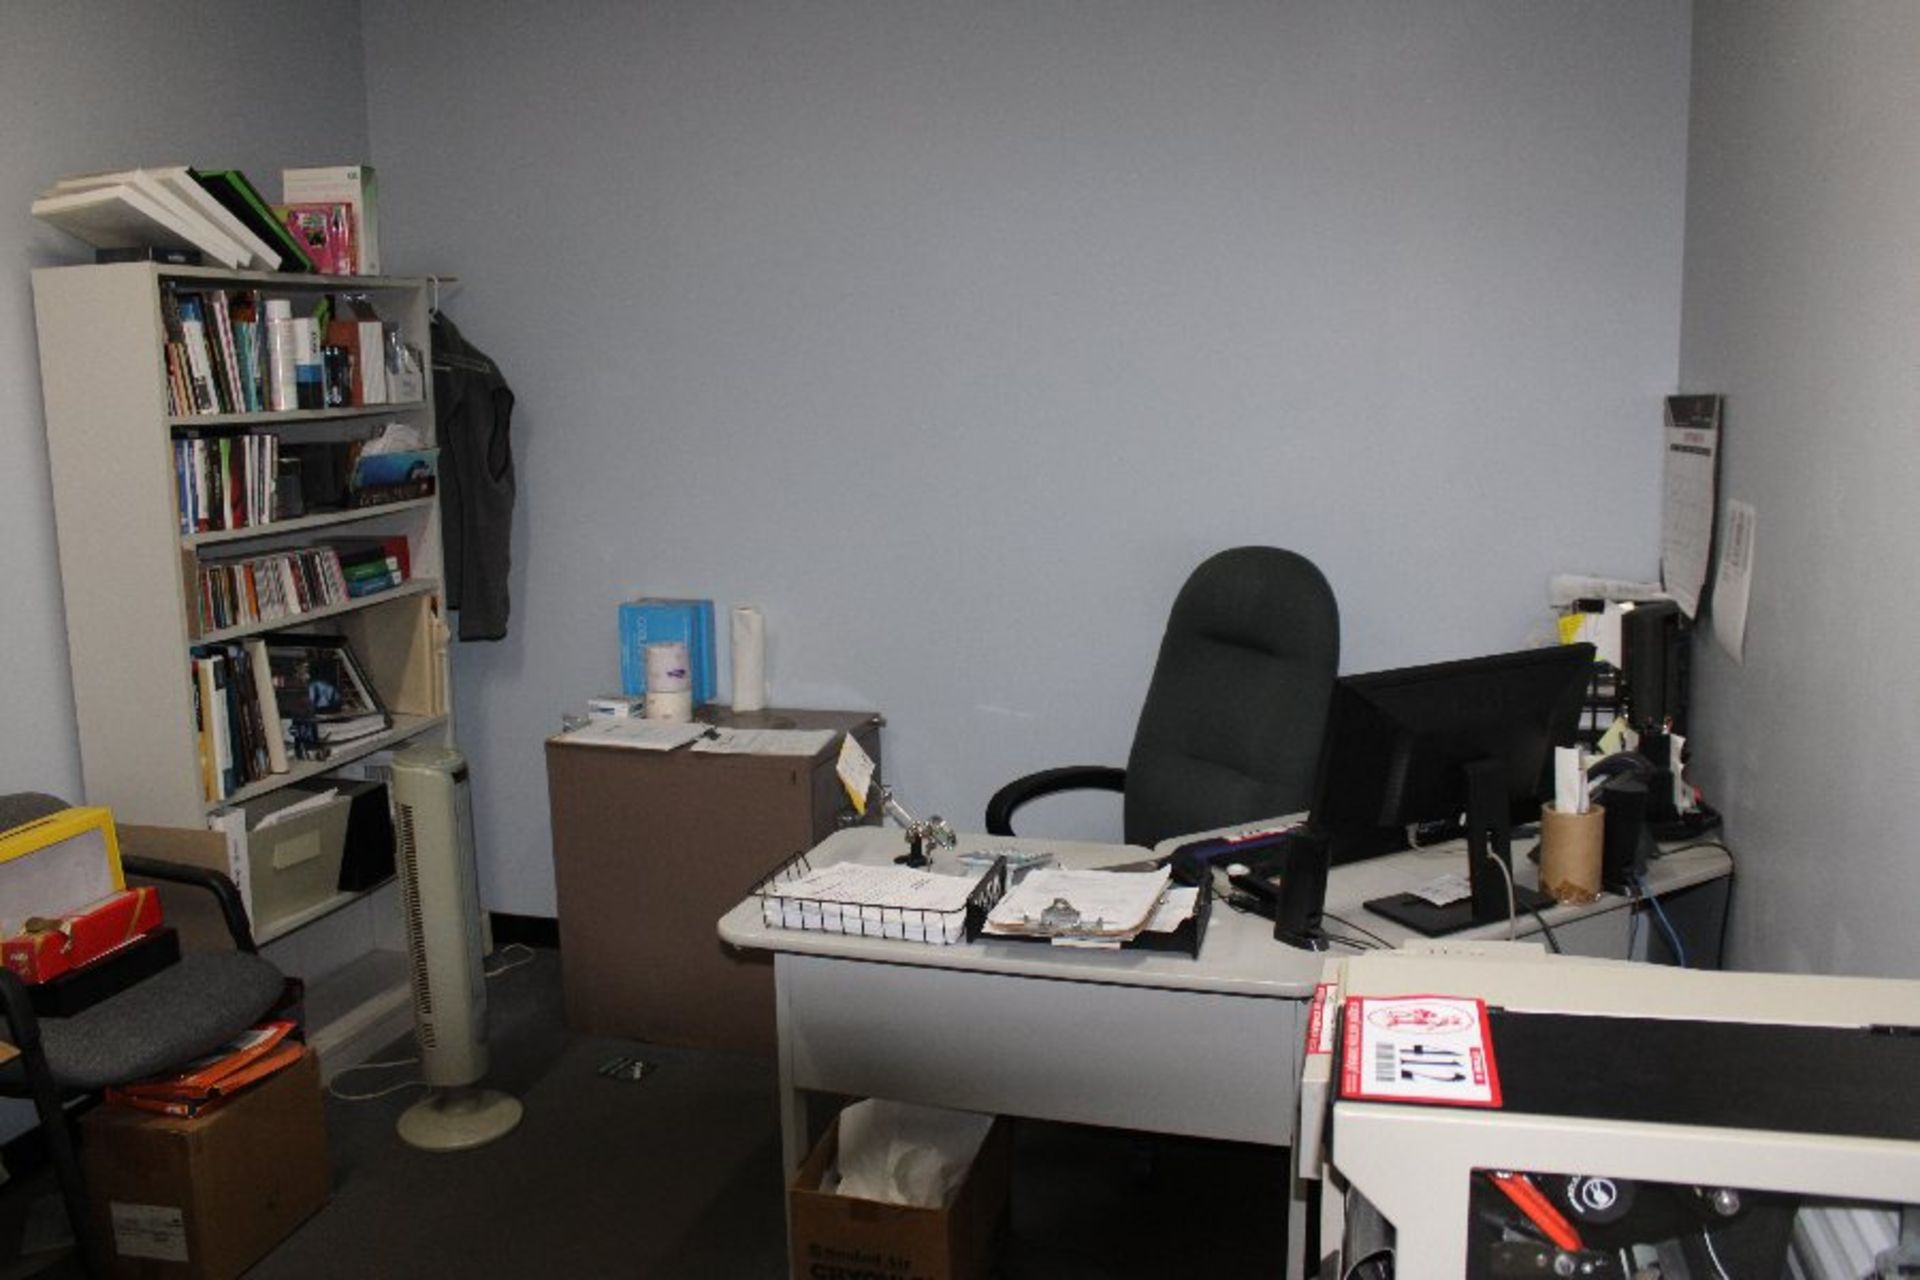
left=1280, top=642, right=1596, bottom=944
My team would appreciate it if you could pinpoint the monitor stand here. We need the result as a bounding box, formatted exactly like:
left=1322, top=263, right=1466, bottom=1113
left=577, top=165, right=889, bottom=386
left=1364, top=758, right=1552, bottom=937
left=1271, top=829, right=1332, bottom=951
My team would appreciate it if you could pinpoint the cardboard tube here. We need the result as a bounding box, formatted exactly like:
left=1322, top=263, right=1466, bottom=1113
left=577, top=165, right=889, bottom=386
left=644, top=641, right=691, bottom=693
left=1539, top=802, right=1605, bottom=904
left=730, top=605, right=766, bottom=713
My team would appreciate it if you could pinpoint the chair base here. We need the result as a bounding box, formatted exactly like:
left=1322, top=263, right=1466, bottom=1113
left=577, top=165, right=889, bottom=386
left=396, top=1086, right=523, bottom=1151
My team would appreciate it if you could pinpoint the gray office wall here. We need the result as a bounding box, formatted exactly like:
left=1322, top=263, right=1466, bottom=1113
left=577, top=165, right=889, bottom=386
left=361, top=0, right=1693, bottom=916
left=0, top=0, right=369, bottom=1143
left=1682, top=4, right=1920, bottom=978
left=0, top=2, right=371, bottom=800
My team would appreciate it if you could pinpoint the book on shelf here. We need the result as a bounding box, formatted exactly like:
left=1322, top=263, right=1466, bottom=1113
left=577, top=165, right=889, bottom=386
left=190, top=640, right=283, bottom=801
left=174, top=429, right=280, bottom=534
left=166, top=284, right=345, bottom=419
left=195, top=545, right=349, bottom=633
left=278, top=202, right=356, bottom=276
left=49, top=167, right=281, bottom=270
left=31, top=174, right=247, bottom=268
left=243, top=636, right=289, bottom=775
left=283, top=165, right=379, bottom=274
left=265, top=635, right=391, bottom=752
left=195, top=652, right=234, bottom=799
left=326, top=535, right=410, bottom=598
left=189, top=168, right=315, bottom=272
left=324, top=295, right=388, bottom=405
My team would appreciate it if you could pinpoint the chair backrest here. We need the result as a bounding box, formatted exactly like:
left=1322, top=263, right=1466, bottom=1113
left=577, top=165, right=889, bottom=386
left=1122, top=547, right=1340, bottom=848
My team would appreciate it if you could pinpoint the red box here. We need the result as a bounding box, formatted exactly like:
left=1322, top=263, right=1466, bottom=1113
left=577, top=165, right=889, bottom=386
left=2, top=886, right=163, bottom=984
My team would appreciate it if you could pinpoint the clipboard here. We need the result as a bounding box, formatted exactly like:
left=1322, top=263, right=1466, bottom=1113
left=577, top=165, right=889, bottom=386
left=985, top=872, right=1212, bottom=958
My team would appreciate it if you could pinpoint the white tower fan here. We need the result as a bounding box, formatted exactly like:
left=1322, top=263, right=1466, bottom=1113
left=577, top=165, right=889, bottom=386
left=389, top=744, right=523, bottom=1150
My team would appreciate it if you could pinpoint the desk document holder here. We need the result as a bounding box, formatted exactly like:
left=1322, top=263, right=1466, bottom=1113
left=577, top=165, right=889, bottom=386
left=753, top=850, right=1008, bottom=945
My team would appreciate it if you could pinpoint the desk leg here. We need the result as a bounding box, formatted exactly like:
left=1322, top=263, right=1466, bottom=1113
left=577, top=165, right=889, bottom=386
left=1286, top=1173, right=1308, bottom=1280
left=774, top=958, right=809, bottom=1172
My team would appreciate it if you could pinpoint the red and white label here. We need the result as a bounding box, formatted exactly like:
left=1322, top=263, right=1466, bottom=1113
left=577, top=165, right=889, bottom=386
left=1339, top=995, right=1503, bottom=1108
left=1305, top=983, right=1338, bottom=1056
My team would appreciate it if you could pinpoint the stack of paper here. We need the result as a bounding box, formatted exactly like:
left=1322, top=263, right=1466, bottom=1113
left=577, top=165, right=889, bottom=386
left=983, top=866, right=1194, bottom=948
left=761, top=861, right=985, bottom=945
left=557, top=718, right=709, bottom=751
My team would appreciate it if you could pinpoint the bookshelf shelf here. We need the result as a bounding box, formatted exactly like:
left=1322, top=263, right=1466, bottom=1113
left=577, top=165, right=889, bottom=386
left=167, top=399, right=429, bottom=429
left=254, top=882, right=396, bottom=947
left=209, top=712, right=449, bottom=815
left=184, top=497, right=437, bottom=548
left=31, top=260, right=453, bottom=951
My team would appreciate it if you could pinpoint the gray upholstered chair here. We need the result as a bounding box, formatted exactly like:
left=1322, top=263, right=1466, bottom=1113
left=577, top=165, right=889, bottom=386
left=986, top=546, right=1340, bottom=849
left=0, top=793, right=287, bottom=1276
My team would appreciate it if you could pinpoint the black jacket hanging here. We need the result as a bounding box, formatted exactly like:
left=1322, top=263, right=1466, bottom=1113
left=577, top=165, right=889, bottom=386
left=431, top=311, right=517, bottom=641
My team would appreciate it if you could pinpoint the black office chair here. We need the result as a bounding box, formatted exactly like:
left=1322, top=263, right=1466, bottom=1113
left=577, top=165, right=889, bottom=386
left=0, top=793, right=288, bottom=1276
left=986, top=546, right=1340, bottom=848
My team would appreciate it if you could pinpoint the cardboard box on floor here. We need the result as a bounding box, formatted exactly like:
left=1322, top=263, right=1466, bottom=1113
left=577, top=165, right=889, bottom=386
left=82, top=1046, right=330, bottom=1280
left=789, top=1114, right=1009, bottom=1280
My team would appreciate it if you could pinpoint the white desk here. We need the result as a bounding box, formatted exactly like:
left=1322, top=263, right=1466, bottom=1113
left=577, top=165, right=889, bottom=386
left=1321, top=835, right=1733, bottom=958
left=1313, top=950, right=1920, bottom=1278
left=718, top=826, right=1323, bottom=1170
left=717, top=822, right=1732, bottom=1279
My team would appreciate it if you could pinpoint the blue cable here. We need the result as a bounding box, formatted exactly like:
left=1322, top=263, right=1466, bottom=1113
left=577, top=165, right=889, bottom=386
left=1633, top=872, right=1688, bottom=967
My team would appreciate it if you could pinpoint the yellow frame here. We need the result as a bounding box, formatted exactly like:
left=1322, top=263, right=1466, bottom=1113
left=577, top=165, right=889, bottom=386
left=0, top=806, right=126, bottom=893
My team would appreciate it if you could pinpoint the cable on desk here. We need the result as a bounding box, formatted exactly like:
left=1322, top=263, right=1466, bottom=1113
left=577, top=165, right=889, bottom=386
left=1485, top=851, right=1518, bottom=940
left=1321, top=911, right=1393, bottom=950
left=1632, top=871, right=1689, bottom=968
left=1661, top=838, right=1737, bottom=968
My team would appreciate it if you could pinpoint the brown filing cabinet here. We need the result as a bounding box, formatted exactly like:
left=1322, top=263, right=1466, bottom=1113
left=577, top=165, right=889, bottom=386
left=545, top=707, right=881, bottom=1053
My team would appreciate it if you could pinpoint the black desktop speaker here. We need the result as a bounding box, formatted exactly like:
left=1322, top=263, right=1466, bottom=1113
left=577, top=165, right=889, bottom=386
left=1273, top=830, right=1332, bottom=950
left=1622, top=600, right=1689, bottom=735
left=1600, top=779, right=1652, bottom=892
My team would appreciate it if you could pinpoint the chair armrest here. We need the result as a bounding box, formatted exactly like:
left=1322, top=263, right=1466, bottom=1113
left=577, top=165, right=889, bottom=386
left=121, top=855, right=258, bottom=954
left=0, top=968, right=43, bottom=1056
left=984, top=765, right=1126, bottom=837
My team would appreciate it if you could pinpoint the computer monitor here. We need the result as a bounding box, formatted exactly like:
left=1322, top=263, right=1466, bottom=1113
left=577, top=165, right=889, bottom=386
left=1283, top=642, right=1596, bottom=942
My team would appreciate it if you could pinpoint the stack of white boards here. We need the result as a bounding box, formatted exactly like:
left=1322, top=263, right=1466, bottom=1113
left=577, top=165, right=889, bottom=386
left=32, top=166, right=281, bottom=270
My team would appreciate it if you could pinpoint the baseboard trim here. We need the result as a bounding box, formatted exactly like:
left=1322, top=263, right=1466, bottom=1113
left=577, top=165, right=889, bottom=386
left=489, top=913, right=559, bottom=950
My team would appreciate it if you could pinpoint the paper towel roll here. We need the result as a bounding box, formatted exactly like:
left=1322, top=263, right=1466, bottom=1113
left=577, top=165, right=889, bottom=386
left=644, top=641, right=691, bottom=693
left=731, top=606, right=766, bottom=712
left=643, top=690, right=694, bottom=722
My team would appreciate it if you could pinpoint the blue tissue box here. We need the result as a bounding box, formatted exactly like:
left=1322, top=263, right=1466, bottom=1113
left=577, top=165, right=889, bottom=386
left=618, top=599, right=715, bottom=703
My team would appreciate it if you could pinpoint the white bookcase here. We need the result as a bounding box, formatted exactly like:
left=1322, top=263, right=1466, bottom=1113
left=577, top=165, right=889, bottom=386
left=31, top=262, right=448, bottom=1065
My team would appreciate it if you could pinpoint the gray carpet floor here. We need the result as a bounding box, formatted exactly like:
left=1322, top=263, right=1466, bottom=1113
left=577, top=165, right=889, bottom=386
left=4, top=947, right=1290, bottom=1278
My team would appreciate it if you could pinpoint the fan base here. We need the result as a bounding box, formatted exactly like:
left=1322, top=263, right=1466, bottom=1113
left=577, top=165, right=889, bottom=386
left=397, top=1086, right=524, bottom=1151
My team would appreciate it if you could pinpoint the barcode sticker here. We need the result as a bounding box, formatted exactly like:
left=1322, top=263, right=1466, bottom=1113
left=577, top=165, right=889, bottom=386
left=111, top=1203, right=189, bottom=1262
left=1339, top=995, right=1502, bottom=1108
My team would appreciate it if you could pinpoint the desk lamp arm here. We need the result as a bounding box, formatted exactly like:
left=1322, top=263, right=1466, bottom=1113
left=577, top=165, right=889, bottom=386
left=876, top=785, right=956, bottom=868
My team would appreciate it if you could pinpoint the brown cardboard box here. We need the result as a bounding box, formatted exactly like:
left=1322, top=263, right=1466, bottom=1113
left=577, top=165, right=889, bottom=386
left=788, top=1115, right=1009, bottom=1280
left=82, top=1047, right=331, bottom=1279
